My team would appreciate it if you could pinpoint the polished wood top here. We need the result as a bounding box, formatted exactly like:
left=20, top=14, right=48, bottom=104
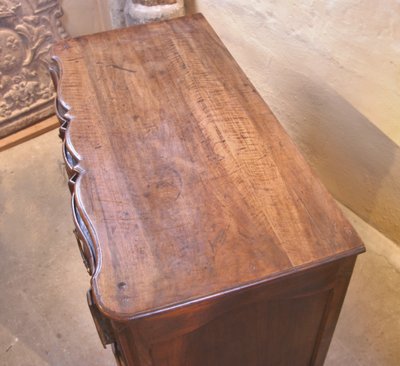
left=52, top=14, right=364, bottom=320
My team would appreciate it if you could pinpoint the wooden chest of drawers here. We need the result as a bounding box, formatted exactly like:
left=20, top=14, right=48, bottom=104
left=51, top=14, right=365, bottom=366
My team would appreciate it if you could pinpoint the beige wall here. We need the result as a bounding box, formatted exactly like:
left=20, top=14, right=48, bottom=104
left=60, top=0, right=111, bottom=36
left=60, top=0, right=400, bottom=246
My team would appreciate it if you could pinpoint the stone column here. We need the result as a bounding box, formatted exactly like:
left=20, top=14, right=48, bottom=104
left=124, top=0, right=185, bottom=25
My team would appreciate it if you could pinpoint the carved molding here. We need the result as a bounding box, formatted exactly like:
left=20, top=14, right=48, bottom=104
left=0, top=0, right=67, bottom=138
left=50, top=56, right=98, bottom=277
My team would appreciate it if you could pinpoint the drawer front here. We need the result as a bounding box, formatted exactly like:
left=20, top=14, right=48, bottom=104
left=71, top=193, right=96, bottom=275
left=62, top=140, right=78, bottom=178
left=87, top=290, right=129, bottom=366
left=87, top=290, right=115, bottom=348
left=68, top=173, right=78, bottom=194
left=72, top=229, right=92, bottom=275
left=55, top=99, right=69, bottom=139
left=50, top=59, right=70, bottom=139
left=112, top=342, right=128, bottom=366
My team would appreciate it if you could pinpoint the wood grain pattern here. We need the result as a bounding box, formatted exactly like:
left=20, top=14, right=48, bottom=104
left=52, top=13, right=365, bottom=323
left=111, top=256, right=357, bottom=365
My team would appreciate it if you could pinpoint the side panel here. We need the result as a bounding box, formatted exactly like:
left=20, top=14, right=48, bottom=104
left=152, top=291, right=331, bottom=365
left=112, top=256, right=357, bottom=366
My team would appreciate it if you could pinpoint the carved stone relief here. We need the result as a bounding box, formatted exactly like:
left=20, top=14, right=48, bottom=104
left=0, top=0, right=67, bottom=138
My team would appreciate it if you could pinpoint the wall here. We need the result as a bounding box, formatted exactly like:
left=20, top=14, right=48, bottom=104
left=59, top=0, right=400, bottom=246
left=60, top=0, right=111, bottom=36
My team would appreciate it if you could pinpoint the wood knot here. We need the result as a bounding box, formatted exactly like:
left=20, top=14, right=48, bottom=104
left=143, top=166, right=182, bottom=205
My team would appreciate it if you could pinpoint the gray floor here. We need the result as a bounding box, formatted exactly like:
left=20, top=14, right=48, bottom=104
left=0, top=129, right=399, bottom=365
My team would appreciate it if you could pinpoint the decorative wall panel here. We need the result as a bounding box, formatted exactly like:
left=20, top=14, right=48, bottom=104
left=0, top=0, right=67, bottom=138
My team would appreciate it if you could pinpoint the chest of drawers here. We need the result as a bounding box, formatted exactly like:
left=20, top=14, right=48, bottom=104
left=51, top=14, right=365, bottom=366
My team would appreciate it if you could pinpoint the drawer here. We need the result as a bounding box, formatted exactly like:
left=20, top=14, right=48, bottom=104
left=71, top=193, right=96, bottom=275
left=55, top=100, right=69, bottom=140
left=49, top=60, right=70, bottom=139
left=72, top=228, right=92, bottom=275
left=86, top=290, right=115, bottom=348
left=112, top=342, right=128, bottom=366
left=68, top=172, right=78, bottom=194
left=62, top=140, right=78, bottom=178
left=87, top=290, right=128, bottom=365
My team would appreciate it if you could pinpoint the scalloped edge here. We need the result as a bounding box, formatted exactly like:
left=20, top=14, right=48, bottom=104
left=50, top=55, right=104, bottom=287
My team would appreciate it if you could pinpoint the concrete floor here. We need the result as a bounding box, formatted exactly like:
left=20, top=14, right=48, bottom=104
left=0, top=129, right=399, bottom=365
